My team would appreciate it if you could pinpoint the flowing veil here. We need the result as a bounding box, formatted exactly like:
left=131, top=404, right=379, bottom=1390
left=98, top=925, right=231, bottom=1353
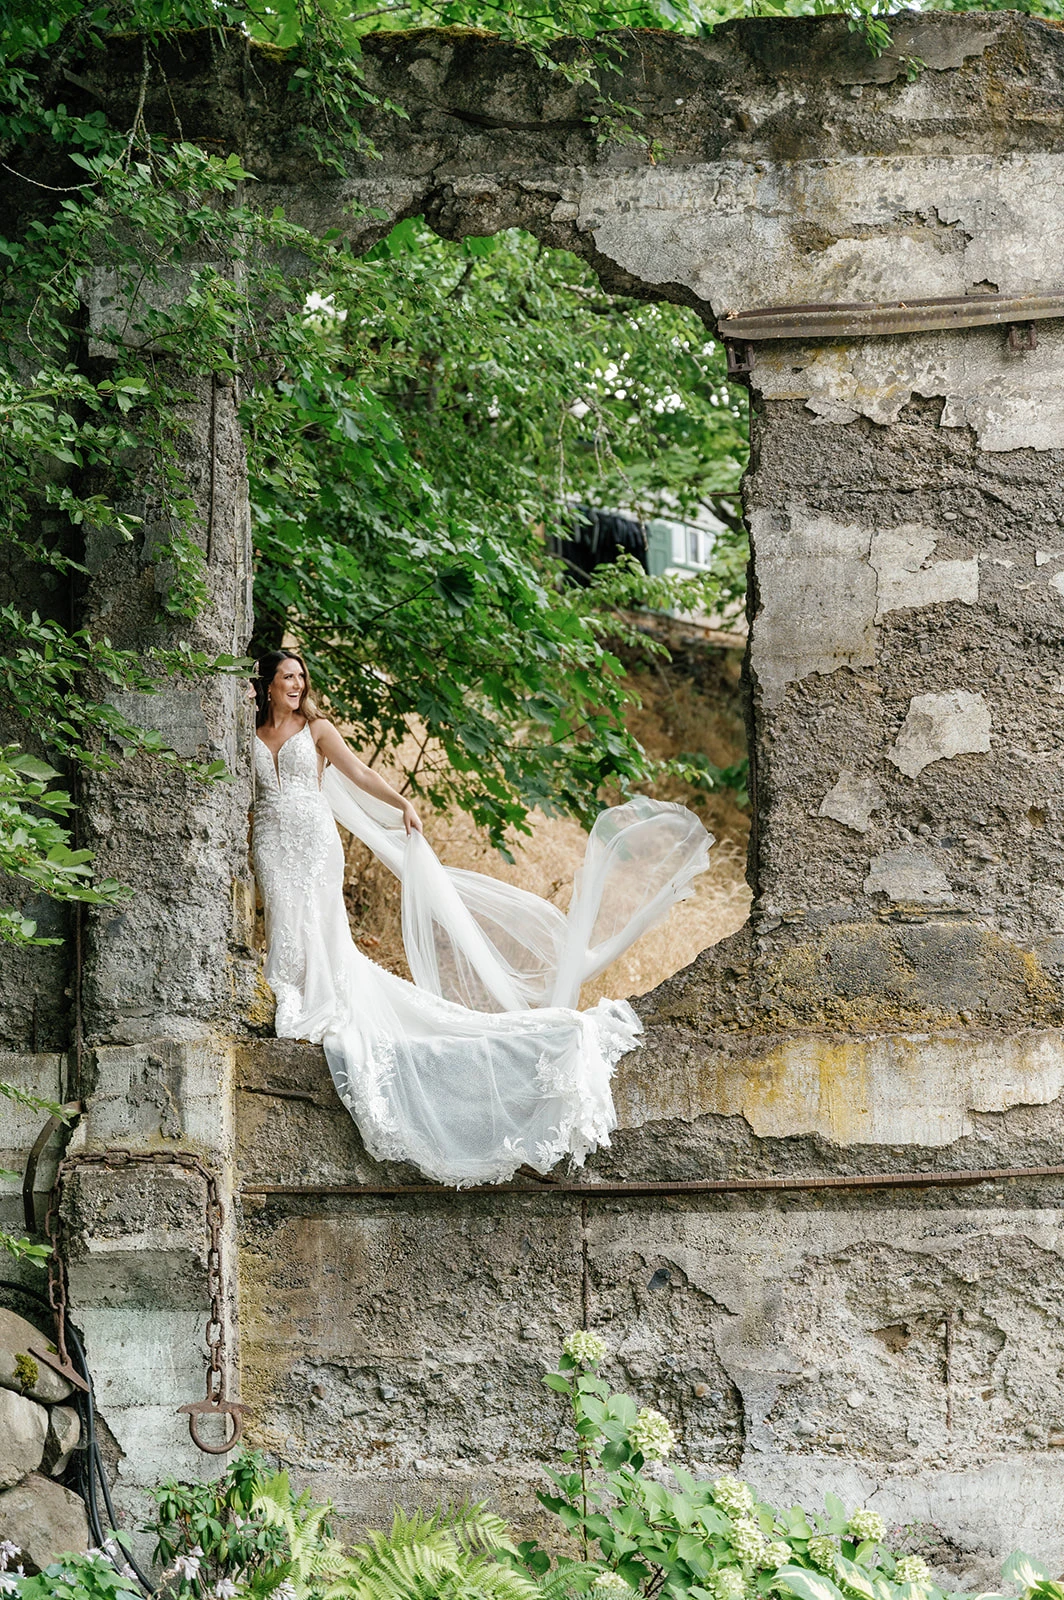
left=322, top=769, right=713, bottom=1015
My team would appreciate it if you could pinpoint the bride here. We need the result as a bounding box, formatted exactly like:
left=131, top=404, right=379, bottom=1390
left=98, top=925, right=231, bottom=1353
left=251, top=647, right=712, bottom=1186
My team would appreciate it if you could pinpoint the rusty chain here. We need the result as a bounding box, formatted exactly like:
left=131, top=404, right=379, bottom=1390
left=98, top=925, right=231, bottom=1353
left=43, top=1148, right=244, bottom=1453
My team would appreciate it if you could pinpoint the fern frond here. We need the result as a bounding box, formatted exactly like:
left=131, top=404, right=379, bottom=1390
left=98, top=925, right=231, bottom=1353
left=444, top=1501, right=522, bottom=1557
left=256, top=1470, right=294, bottom=1512
left=536, top=1560, right=591, bottom=1600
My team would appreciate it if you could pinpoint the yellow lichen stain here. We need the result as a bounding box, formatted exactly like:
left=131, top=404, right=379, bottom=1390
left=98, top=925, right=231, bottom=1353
left=244, top=970, right=277, bottom=1030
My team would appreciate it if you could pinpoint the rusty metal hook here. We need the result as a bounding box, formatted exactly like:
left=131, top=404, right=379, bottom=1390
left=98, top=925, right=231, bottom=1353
left=178, top=1397, right=245, bottom=1455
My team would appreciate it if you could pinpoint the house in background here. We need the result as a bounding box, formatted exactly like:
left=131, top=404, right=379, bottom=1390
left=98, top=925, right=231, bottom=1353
left=645, top=509, right=725, bottom=580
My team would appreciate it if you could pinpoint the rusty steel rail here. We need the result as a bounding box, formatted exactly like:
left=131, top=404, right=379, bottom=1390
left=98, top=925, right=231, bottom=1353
left=241, top=1161, right=1064, bottom=1200
left=717, top=289, right=1064, bottom=343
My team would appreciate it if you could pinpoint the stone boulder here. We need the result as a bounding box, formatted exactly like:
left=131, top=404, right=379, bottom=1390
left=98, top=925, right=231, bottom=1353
left=0, top=1474, right=90, bottom=1572
left=0, top=1308, right=73, bottom=1404
left=0, top=1388, right=47, bottom=1489
left=43, top=1406, right=81, bottom=1477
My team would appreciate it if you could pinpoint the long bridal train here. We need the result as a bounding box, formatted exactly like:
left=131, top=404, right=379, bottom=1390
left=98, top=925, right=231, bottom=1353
left=252, top=725, right=711, bottom=1186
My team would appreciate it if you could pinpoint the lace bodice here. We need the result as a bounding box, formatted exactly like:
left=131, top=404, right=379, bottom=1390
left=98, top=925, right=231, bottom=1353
left=252, top=723, right=322, bottom=810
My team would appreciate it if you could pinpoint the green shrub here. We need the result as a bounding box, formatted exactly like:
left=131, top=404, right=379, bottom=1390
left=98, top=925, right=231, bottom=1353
left=4, top=1345, right=1064, bottom=1600
left=522, top=1335, right=1064, bottom=1600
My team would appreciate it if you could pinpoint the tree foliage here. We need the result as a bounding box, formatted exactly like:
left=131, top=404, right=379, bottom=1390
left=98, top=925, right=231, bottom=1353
left=251, top=222, right=748, bottom=840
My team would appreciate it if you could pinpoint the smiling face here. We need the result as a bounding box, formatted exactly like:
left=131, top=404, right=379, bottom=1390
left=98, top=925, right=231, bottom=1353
left=270, top=656, right=306, bottom=716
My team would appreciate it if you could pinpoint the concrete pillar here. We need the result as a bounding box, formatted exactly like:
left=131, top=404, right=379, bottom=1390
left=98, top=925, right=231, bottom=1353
left=62, top=289, right=258, bottom=1512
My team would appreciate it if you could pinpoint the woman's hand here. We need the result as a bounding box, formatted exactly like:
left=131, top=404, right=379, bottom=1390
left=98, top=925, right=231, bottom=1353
left=401, top=800, right=423, bottom=836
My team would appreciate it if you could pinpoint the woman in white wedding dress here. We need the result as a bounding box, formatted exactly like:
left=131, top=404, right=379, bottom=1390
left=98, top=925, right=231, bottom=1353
left=251, top=648, right=712, bottom=1187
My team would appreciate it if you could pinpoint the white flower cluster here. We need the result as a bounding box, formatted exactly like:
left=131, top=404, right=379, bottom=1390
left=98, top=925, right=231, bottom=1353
left=591, top=1572, right=636, bottom=1600
left=564, top=1329, right=608, bottom=1367
left=895, top=1555, right=932, bottom=1587
left=712, top=1565, right=747, bottom=1600
left=761, top=1541, right=792, bottom=1571
left=729, top=1518, right=766, bottom=1567
left=302, top=291, right=348, bottom=332
left=173, top=1545, right=204, bottom=1581
left=807, top=1535, right=839, bottom=1574
left=628, top=1406, right=676, bottom=1461
left=847, top=1508, right=887, bottom=1545
left=213, top=1582, right=240, bottom=1599
left=713, top=1476, right=755, bottom=1518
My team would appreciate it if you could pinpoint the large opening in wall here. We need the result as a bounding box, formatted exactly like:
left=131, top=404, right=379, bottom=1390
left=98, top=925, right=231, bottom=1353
left=251, top=220, right=753, bottom=1000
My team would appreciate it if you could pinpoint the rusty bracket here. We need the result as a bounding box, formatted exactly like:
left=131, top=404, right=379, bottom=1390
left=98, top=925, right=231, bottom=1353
left=24, top=1335, right=90, bottom=1394
left=723, top=337, right=755, bottom=381
left=23, top=1102, right=81, bottom=1233
left=1008, top=321, right=1038, bottom=353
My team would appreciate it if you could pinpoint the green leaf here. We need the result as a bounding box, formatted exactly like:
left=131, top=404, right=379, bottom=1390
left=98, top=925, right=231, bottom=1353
left=835, top=1554, right=877, bottom=1599
left=773, top=1566, right=849, bottom=1600
left=1003, top=1557, right=1053, bottom=1590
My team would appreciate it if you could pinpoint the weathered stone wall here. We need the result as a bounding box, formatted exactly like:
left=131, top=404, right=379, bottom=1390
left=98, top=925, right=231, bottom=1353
left=5, top=9, right=1064, bottom=1575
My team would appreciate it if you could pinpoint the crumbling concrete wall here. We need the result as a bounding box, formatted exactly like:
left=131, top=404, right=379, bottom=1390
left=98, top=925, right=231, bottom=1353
left=5, top=9, right=1064, bottom=1576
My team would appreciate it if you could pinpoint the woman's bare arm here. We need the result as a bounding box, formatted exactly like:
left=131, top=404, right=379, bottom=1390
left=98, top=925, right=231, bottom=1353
left=311, top=720, right=423, bottom=834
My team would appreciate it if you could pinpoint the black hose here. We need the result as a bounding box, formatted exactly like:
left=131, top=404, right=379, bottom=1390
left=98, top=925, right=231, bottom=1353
left=0, top=1278, right=156, bottom=1593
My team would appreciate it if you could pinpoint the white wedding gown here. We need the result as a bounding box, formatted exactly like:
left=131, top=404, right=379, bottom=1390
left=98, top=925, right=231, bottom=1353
left=251, top=723, right=712, bottom=1186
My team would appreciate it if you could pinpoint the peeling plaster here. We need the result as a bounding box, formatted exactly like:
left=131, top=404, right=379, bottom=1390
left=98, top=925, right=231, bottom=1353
left=751, top=512, right=981, bottom=704
left=571, top=155, right=1064, bottom=315
left=753, top=324, right=1064, bottom=453
left=819, top=771, right=885, bottom=834
left=865, top=847, right=954, bottom=905
left=888, top=689, right=993, bottom=778
left=870, top=526, right=979, bottom=619
left=832, top=15, right=1006, bottom=81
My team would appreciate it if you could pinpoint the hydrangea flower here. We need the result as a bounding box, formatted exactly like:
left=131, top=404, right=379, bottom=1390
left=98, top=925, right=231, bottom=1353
left=895, top=1555, right=932, bottom=1587
left=712, top=1565, right=747, bottom=1600
left=729, top=1517, right=766, bottom=1567
left=807, top=1535, right=839, bottom=1574
left=564, top=1330, right=608, bottom=1367
left=713, top=1476, right=755, bottom=1518
left=628, top=1406, right=676, bottom=1461
left=591, top=1573, right=636, bottom=1600
left=761, top=1541, right=792, bottom=1570
left=847, top=1508, right=887, bottom=1545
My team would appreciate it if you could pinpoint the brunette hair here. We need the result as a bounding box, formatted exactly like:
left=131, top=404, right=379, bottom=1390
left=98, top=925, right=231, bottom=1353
left=253, top=649, right=320, bottom=728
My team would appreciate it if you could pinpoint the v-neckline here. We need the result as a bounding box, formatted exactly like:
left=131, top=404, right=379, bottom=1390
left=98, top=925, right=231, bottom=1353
left=257, top=722, right=308, bottom=784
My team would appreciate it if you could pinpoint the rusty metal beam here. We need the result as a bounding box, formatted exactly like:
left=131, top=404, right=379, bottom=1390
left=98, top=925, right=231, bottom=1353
left=718, top=290, right=1064, bottom=343
left=241, top=1161, right=1064, bottom=1201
